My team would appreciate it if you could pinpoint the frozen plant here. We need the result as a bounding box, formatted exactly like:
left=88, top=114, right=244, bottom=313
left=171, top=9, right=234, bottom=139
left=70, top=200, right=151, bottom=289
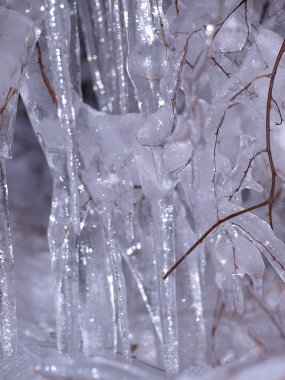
left=0, top=0, right=285, bottom=379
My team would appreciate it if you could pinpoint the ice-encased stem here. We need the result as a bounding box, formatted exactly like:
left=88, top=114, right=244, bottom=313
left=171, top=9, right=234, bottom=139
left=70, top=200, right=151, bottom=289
left=68, top=0, right=82, bottom=98
left=104, top=213, right=130, bottom=360
left=111, top=0, right=128, bottom=113
left=44, top=0, right=80, bottom=234
left=78, top=207, right=115, bottom=356
left=187, top=254, right=207, bottom=365
left=49, top=158, right=79, bottom=355
left=151, top=196, right=178, bottom=374
left=0, top=159, right=16, bottom=358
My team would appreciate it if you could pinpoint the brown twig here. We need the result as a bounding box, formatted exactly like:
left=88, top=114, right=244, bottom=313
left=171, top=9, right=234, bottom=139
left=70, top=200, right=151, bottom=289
left=175, top=0, right=179, bottom=16
left=211, top=56, right=231, bottom=77
left=245, top=283, right=285, bottom=340
left=247, top=330, right=267, bottom=351
left=230, top=73, right=271, bottom=102
left=213, top=109, right=227, bottom=218
left=0, top=88, right=16, bottom=123
left=214, top=0, right=247, bottom=38
left=232, top=222, right=285, bottom=272
left=214, top=0, right=250, bottom=54
left=36, top=42, right=57, bottom=104
left=227, top=230, right=239, bottom=273
left=228, top=149, right=267, bottom=201
left=155, top=0, right=168, bottom=49
left=163, top=199, right=268, bottom=279
left=211, top=292, right=224, bottom=367
left=135, top=74, right=160, bottom=82
left=170, top=36, right=190, bottom=134
left=272, top=97, right=283, bottom=125
left=162, top=38, right=285, bottom=280
left=0, top=63, right=26, bottom=124
left=266, top=40, right=285, bottom=227
left=260, top=0, right=270, bottom=24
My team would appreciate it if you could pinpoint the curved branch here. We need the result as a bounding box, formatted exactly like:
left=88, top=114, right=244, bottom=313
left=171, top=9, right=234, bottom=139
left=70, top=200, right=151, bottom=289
left=163, top=38, right=285, bottom=280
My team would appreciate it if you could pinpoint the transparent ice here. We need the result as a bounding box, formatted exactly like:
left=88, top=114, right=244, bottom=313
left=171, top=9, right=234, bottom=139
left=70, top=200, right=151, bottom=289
left=0, top=0, right=285, bottom=379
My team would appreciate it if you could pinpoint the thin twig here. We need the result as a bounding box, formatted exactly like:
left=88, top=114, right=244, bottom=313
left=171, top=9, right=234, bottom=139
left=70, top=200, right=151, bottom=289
left=155, top=0, right=168, bottom=48
left=211, top=56, right=231, bottom=77
left=36, top=42, right=57, bottom=104
left=272, top=97, right=283, bottom=125
left=162, top=38, right=285, bottom=280
left=175, top=0, right=179, bottom=15
left=266, top=40, right=285, bottom=227
left=211, top=292, right=224, bottom=367
left=135, top=74, right=160, bottom=82
left=214, top=0, right=247, bottom=38
left=245, top=283, right=285, bottom=340
left=232, top=222, right=285, bottom=272
left=228, top=149, right=267, bottom=201
left=260, top=0, right=270, bottom=24
left=230, top=73, right=271, bottom=102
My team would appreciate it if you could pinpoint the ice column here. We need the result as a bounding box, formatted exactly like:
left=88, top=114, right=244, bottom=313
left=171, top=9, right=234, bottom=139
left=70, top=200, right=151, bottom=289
left=43, top=0, right=80, bottom=354
left=124, top=0, right=179, bottom=373
left=0, top=7, right=37, bottom=358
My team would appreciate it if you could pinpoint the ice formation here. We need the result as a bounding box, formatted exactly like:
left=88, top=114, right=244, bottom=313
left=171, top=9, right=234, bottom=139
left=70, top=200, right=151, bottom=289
left=1, top=0, right=285, bottom=379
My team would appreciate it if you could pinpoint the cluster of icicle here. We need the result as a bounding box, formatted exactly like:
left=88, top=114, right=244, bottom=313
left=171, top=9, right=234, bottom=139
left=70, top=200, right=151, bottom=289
left=1, top=0, right=285, bottom=377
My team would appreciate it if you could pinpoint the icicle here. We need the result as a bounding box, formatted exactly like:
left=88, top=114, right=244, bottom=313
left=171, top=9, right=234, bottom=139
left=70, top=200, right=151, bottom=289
left=103, top=212, right=131, bottom=360
left=124, top=0, right=166, bottom=115
left=124, top=0, right=180, bottom=371
left=111, top=0, right=128, bottom=113
left=43, top=0, right=80, bottom=234
left=20, top=14, right=81, bottom=354
left=186, top=255, right=207, bottom=362
left=151, top=195, right=179, bottom=373
left=77, top=0, right=108, bottom=111
left=0, top=7, right=37, bottom=158
left=174, top=200, right=207, bottom=370
left=0, top=158, right=16, bottom=358
left=0, top=5, right=38, bottom=359
left=48, top=156, right=79, bottom=355
left=121, top=244, right=163, bottom=344
left=78, top=206, right=115, bottom=356
left=67, top=0, right=82, bottom=98
left=79, top=0, right=129, bottom=114
left=117, top=192, right=163, bottom=344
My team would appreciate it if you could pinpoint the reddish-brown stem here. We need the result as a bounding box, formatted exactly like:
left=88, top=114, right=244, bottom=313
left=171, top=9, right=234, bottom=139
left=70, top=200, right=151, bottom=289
left=245, top=283, right=285, bottom=340
left=163, top=200, right=268, bottom=279
left=228, top=149, right=267, bottom=201
left=272, top=97, right=283, bottom=125
left=211, top=56, right=231, bottom=77
left=175, top=0, right=179, bottom=15
left=136, top=74, right=160, bottom=82
left=36, top=42, right=57, bottom=104
left=211, top=292, right=224, bottom=366
left=214, top=0, right=247, bottom=38
left=266, top=39, right=285, bottom=227
left=232, top=222, right=285, bottom=272
left=162, top=38, right=285, bottom=280
left=230, top=73, right=271, bottom=102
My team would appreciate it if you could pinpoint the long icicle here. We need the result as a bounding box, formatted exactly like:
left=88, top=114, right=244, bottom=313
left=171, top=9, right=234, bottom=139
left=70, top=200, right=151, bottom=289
left=0, top=159, right=17, bottom=358
left=43, top=0, right=80, bottom=354
left=44, top=0, right=80, bottom=234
